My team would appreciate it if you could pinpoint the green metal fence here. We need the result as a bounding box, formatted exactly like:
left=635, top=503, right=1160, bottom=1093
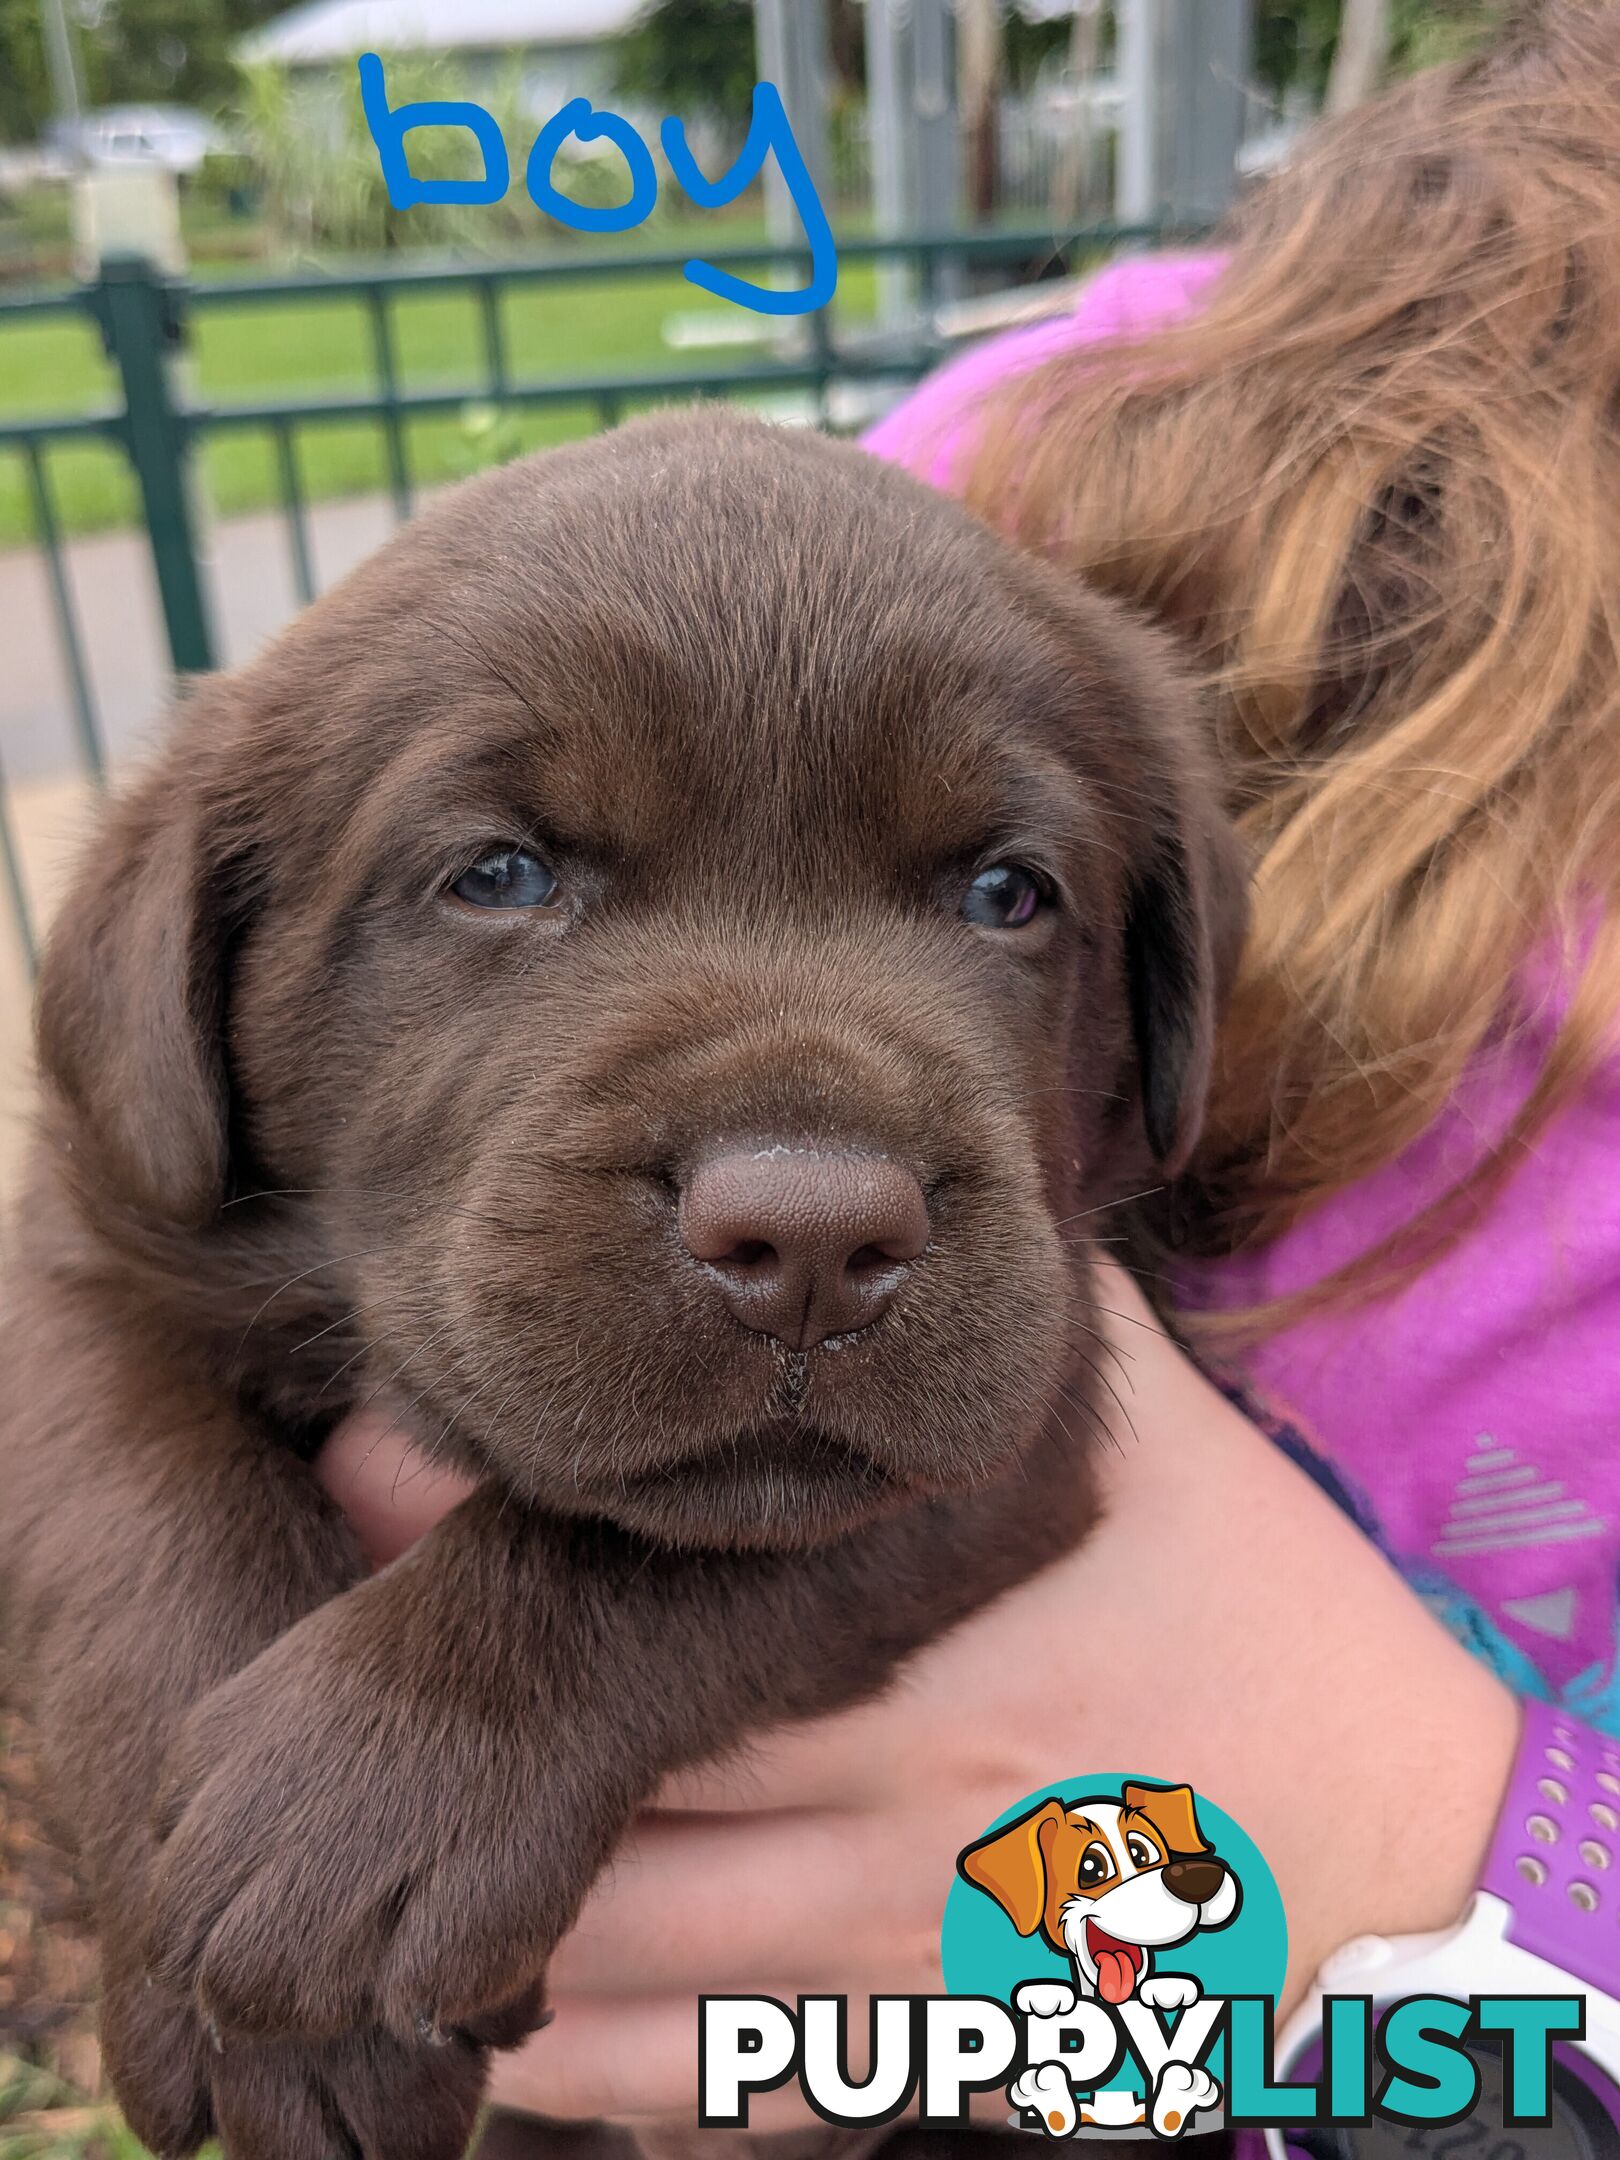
left=0, top=224, right=1168, bottom=967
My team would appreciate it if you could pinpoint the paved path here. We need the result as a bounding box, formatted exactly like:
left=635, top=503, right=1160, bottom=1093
left=0, top=493, right=404, bottom=786
left=0, top=493, right=407, bottom=1196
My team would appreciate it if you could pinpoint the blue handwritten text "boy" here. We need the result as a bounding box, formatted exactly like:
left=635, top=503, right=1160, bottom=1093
left=357, top=57, right=837, bottom=317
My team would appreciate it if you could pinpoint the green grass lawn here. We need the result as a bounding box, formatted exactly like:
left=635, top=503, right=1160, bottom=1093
left=0, top=2054, right=203, bottom=2160
left=0, top=235, right=882, bottom=548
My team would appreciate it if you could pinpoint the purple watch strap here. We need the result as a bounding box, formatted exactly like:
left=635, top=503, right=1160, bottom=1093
left=1481, top=1698, right=1620, bottom=1993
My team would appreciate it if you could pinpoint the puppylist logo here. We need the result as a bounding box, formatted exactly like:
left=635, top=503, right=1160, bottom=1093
left=956, top=1780, right=1244, bottom=2136
left=698, top=1774, right=1587, bottom=2142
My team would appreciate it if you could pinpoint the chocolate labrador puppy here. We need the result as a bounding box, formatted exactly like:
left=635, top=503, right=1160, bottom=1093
left=0, top=409, right=1244, bottom=2159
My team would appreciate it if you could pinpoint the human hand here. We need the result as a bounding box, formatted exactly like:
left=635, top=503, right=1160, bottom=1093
left=318, top=1259, right=1516, bottom=2134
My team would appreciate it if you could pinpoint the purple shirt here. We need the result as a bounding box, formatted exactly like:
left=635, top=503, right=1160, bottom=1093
left=866, top=256, right=1620, bottom=1726
left=867, top=253, right=1620, bottom=2138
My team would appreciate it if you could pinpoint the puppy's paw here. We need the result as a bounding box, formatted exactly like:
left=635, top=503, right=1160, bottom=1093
left=99, top=1957, right=216, bottom=2157
left=210, top=2025, right=487, bottom=2160
left=1151, top=2061, right=1219, bottom=2138
left=1009, top=2061, right=1078, bottom=2136
left=100, top=1957, right=489, bottom=2160
left=1014, top=1980, right=1078, bottom=2019
left=1137, top=1974, right=1201, bottom=2013
left=144, top=1596, right=567, bottom=2046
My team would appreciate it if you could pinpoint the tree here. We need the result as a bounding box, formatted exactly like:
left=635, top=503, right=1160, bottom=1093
left=0, top=0, right=55, bottom=137
left=612, top=0, right=863, bottom=131
left=1256, top=0, right=1502, bottom=106
left=1325, top=0, right=1390, bottom=110
left=612, top=0, right=759, bottom=123
left=90, top=0, right=262, bottom=112
left=1048, top=0, right=1105, bottom=228
left=958, top=0, right=1001, bottom=223
left=0, top=0, right=293, bottom=141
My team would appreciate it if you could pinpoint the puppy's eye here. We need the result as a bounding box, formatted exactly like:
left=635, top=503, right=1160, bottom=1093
left=1077, top=1842, right=1113, bottom=1887
left=1127, top=1836, right=1159, bottom=1870
left=962, top=862, right=1046, bottom=930
left=451, top=847, right=558, bottom=910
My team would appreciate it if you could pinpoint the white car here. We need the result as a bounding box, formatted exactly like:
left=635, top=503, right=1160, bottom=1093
left=63, top=106, right=224, bottom=175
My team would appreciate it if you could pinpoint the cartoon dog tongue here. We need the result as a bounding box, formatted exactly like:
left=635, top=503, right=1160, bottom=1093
left=1087, top=1924, right=1141, bottom=2004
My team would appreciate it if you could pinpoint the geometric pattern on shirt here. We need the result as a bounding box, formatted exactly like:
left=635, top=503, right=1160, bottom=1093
left=1500, top=1587, right=1580, bottom=1640
left=1433, top=1436, right=1607, bottom=1559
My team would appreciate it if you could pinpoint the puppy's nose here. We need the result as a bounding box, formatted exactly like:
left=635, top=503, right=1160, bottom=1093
left=1162, top=1858, right=1226, bottom=1907
left=678, top=1149, right=929, bottom=1350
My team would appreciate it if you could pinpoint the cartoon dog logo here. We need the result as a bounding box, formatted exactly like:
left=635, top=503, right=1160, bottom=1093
left=958, top=1782, right=1240, bottom=2137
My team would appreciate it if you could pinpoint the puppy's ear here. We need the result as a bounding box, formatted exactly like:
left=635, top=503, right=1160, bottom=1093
left=1038, top=576, right=1248, bottom=1176
left=1121, top=730, right=1248, bottom=1178
left=958, top=1799, right=1066, bottom=1936
left=1123, top=1783, right=1210, bottom=1860
left=36, top=726, right=251, bottom=1227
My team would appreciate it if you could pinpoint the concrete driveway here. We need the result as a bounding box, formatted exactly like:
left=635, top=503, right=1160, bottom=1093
left=0, top=492, right=405, bottom=1194
left=2, top=493, right=405, bottom=786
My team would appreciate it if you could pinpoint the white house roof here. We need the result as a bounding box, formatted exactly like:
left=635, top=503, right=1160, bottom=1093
left=240, top=0, right=642, bottom=64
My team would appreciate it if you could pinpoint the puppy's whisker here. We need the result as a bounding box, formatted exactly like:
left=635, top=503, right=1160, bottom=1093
left=221, top=1185, right=541, bottom=1242
left=1024, top=1083, right=1130, bottom=1102
left=350, top=1361, right=489, bottom=1482
left=233, top=1243, right=398, bottom=1358
left=430, top=1365, right=526, bottom=1467
left=351, top=1320, right=459, bottom=1421
left=1051, top=1186, right=1165, bottom=1231
left=1073, top=1312, right=1136, bottom=1386
left=238, top=1242, right=395, bottom=1297
left=316, top=1335, right=377, bottom=1400
left=1068, top=1349, right=1139, bottom=1451
left=1054, top=1378, right=1122, bottom=1460
left=1089, top=1303, right=1170, bottom=1341
left=385, top=1378, right=475, bottom=1502
left=287, top=1305, right=365, bottom=1358
left=1049, top=1391, right=1111, bottom=1465
left=1076, top=1328, right=1134, bottom=1375
left=220, top=1185, right=326, bottom=1208
left=411, top=1379, right=498, bottom=1471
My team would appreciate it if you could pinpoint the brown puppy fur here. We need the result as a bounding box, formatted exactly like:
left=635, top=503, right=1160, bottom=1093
left=0, top=409, right=1245, bottom=2158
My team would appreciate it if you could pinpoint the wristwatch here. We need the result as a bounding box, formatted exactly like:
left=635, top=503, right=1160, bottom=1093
left=1267, top=1700, right=1620, bottom=2158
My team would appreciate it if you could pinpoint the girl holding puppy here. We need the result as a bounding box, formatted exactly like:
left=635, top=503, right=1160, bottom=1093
left=326, top=1, right=1620, bottom=2138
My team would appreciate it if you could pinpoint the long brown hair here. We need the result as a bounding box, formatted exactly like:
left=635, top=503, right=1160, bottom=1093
left=962, top=1, right=1620, bottom=1312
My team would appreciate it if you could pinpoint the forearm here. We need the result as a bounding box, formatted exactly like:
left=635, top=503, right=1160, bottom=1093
left=313, top=1263, right=1525, bottom=2138
left=1085, top=1311, right=1519, bottom=2012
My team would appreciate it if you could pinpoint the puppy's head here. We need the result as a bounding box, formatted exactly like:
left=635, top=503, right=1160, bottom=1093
left=959, top=1784, right=1238, bottom=2003
left=37, top=410, right=1244, bottom=1550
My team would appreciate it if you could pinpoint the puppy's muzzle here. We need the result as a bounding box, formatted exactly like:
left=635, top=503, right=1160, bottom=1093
left=678, top=1146, right=930, bottom=1350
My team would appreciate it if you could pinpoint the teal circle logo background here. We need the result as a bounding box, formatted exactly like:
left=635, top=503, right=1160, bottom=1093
left=941, top=1774, right=1288, bottom=2006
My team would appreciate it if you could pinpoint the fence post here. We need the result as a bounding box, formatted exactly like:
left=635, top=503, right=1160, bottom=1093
left=1117, top=0, right=1251, bottom=225
left=88, top=252, right=216, bottom=674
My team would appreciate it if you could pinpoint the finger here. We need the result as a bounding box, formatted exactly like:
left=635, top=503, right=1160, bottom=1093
left=549, top=1811, right=942, bottom=1998
left=649, top=1689, right=911, bottom=1815
left=490, top=1996, right=855, bottom=2131
left=489, top=1994, right=701, bottom=2123
left=315, top=1411, right=476, bottom=1568
left=489, top=1999, right=1012, bottom=2135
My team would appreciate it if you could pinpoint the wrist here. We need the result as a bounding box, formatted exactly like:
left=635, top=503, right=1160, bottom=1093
left=1274, top=1646, right=1518, bottom=2015
left=1091, top=1361, right=1518, bottom=2014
